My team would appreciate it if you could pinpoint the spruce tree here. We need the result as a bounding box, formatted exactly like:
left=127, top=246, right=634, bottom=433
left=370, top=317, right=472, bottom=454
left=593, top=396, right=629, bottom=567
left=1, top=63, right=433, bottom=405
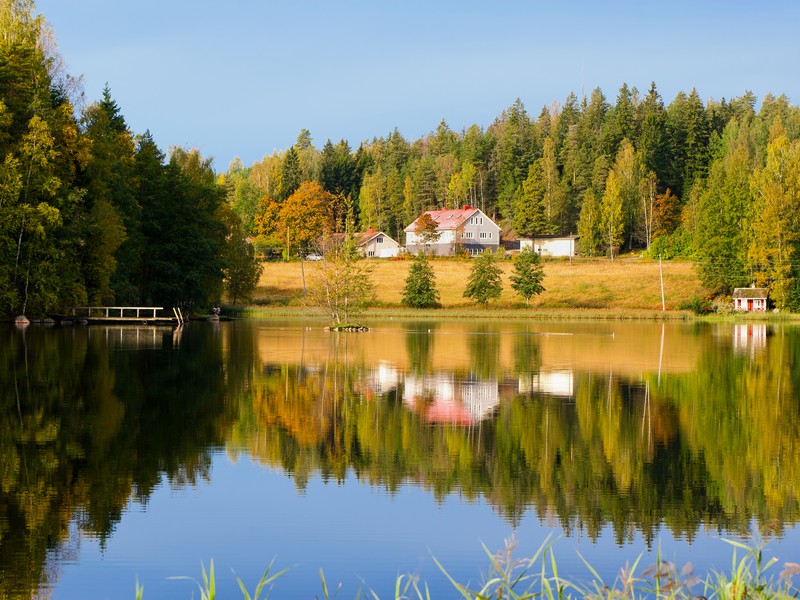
left=402, top=253, right=440, bottom=308
left=463, top=251, right=503, bottom=305
left=510, top=247, right=545, bottom=305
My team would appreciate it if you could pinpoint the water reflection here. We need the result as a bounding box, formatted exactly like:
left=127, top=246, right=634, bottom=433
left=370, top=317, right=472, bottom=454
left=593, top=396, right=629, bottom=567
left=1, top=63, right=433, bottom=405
left=2, top=320, right=800, bottom=598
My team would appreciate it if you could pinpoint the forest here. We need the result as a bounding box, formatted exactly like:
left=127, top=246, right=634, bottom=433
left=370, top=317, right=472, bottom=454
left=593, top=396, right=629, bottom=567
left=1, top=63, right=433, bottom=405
left=235, top=90, right=800, bottom=309
left=0, top=1, right=258, bottom=319
left=4, top=0, right=800, bottom=318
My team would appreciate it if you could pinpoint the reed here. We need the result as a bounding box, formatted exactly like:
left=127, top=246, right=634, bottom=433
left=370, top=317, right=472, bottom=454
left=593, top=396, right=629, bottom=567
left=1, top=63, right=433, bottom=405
left=142, top=538, right=800, bottom=599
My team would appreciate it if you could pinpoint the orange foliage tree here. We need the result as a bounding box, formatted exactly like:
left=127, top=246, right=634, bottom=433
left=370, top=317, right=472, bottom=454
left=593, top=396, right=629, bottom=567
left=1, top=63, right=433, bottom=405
left=278, top=181, right=335, bottom=257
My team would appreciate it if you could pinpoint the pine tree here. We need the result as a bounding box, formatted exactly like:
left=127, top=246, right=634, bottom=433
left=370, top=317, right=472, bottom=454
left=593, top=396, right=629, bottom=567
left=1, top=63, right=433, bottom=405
left=510, top=247, right=545, bottom=305
left=463, top=251, right=503, bottom=305
left=512, top=162, right=547, bottom=237
left=402, top=253, right=440, bottom=308
left=278, top=146, right=302, bottom=201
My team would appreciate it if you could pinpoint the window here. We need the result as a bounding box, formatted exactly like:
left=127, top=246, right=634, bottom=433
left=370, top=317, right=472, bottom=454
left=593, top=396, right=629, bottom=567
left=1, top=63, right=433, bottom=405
left=479, top=232, right=492, bottom=239
left=463, top=231, right=473, bottom=239
left=377, top=236, right=384, bottom=243
left=368, top=251, right=375, bottom=257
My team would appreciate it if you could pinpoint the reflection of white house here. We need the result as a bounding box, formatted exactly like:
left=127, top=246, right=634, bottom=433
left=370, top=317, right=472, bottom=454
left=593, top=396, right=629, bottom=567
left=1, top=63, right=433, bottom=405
left=403, top=373, right=499, bottom=425
left=461, top=379, right=500, bottom=422
left=520, top=235, right=579, bottom=257
left=370, top=361, right=401, bottom=394
left=357, top=228, right=401, bottom=258
left=404, top=206, right=500, bottom=256
left=733, top=324, right=767, bottom=353
left=518, top=370, right=574, bottom=398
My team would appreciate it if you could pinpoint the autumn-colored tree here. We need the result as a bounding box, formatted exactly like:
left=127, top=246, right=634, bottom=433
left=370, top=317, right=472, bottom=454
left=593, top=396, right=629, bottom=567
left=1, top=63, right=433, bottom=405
left=278, top=181, right=334, bottom=258
left=414, top=213, right=441, bottom=249
left=653, top=188, right=681, bottom=237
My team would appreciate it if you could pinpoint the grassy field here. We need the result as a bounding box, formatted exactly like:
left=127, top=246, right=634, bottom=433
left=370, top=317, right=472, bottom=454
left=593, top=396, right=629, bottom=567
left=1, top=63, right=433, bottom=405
left=252, top=254, right=703, bottom=315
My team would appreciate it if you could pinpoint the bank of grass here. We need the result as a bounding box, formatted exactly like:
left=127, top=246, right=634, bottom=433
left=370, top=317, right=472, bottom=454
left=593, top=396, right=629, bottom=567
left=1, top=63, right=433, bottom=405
left=247, top=254, right=702, bottom=318
left=139, top=538, right=800, bottom=599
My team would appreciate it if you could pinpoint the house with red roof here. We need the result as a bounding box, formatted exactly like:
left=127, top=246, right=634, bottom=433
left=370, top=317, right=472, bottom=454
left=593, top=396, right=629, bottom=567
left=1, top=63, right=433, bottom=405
left=404, top=206, right=500, bottom=256
left=356, top=228, right=401, bottom=258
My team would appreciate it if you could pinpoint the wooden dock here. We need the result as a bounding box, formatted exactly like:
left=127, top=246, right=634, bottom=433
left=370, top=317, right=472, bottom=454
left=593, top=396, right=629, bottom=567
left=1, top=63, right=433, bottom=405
left=49, top=306, right=185, bottom=325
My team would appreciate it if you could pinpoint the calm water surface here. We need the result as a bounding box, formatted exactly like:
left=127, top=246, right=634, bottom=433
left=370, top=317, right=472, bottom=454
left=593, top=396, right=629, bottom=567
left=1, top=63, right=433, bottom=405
left=2, top=318, right=800, bottom=599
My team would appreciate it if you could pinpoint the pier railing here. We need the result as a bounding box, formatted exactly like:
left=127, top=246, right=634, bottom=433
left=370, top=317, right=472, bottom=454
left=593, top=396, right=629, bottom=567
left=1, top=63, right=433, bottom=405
left=69, top=306, right=185, bottom=324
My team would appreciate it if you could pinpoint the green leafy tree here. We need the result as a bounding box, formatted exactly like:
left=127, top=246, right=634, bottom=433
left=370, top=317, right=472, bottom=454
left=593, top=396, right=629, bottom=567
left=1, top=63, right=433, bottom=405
left=306, top=233, right=373, bottom=324
left=220, top=205, right=263, bottom=305
left=359, top=165, right=386, bottom=230
left=510, top=247, right=545, bottom=305
left=601, top=170, right=625, bottom=260
left=748, top=122, right=800, bottom=309
left=402, top=253, right=440, bottom=308
left=464, top=251, right=503, bottom=305
left=577, top=189, right=604, bottom=256
left=692, top=119, right=754, bottom=294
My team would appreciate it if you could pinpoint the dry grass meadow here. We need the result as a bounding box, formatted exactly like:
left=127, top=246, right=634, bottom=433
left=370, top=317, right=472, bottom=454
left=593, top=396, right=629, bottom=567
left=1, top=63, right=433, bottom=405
left=253, top=254, right=702, bottom=315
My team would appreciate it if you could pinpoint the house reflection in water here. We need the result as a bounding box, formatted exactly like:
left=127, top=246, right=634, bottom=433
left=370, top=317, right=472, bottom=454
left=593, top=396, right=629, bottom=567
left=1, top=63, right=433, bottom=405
left=403, top=374, right=499, bottom=425
left=518, top=370, right=574, bottom=398
left=733, top=323, right=767, bottom=354
left=361, top=361, right=401, bottom=397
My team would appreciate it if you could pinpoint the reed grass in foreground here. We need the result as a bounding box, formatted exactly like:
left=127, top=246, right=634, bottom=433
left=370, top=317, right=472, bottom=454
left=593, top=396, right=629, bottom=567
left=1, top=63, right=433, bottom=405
left=135, top=538, right=800, bottom=599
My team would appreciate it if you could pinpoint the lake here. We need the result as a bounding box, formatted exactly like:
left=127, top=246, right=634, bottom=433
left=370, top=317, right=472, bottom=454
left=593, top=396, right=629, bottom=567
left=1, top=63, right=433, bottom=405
left=2, top=318, right=799, bottom=599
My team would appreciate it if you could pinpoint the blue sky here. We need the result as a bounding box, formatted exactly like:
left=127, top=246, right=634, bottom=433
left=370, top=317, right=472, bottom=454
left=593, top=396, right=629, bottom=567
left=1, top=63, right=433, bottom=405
left=38, top=1, right=800, bottom=172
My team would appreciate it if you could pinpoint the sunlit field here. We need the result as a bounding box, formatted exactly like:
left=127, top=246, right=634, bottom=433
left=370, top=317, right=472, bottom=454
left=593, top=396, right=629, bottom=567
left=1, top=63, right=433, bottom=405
left=254, top=254, right=702, bottom=313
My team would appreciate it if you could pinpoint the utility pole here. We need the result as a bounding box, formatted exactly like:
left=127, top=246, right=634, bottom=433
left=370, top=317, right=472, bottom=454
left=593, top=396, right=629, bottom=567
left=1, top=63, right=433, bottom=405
left=659, top=254, right=665, bottom=311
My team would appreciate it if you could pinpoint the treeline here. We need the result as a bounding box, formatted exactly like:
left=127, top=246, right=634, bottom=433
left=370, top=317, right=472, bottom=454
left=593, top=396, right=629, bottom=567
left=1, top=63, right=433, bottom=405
left=0, top=2, right=259, bottom=318
left=226, top=86, right=800, bottom=307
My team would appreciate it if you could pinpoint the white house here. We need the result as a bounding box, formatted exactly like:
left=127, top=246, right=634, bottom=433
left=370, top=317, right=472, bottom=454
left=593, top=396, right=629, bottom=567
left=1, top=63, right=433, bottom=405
left=404, top=206, right=500, bottom=256
left=732, top=286, right=768, bottom=312
left=357, top=228, right=401, bottom=258
left=520, top=235, right=579, bottom=257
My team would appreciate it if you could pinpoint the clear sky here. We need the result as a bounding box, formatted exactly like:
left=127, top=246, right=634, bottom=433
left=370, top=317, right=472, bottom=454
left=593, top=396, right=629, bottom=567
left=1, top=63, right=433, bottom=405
left=37, top=0, right=800, bottom=172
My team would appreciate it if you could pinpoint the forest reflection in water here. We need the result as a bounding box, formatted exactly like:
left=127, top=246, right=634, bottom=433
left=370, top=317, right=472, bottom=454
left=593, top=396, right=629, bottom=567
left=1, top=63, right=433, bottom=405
left=1, top=319, right=798, bottom=598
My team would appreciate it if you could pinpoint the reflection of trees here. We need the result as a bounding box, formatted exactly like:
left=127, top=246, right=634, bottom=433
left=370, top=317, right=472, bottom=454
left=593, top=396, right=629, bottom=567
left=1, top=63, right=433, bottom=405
left=232, top=324, right=800, bottom=545
left=468, top=325, right=500, bottom=379
left=514, top=331, right=541, bottom=375
left=405, top=322, right=436, bottom=375
left=8, top=321, right=800, bottom=596
left=0, top=325, right=232, bottom=600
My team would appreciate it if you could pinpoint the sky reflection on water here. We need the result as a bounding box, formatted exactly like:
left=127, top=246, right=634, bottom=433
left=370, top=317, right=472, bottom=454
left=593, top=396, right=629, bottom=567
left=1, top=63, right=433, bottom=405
left=2, top=319, right=799, bottom=599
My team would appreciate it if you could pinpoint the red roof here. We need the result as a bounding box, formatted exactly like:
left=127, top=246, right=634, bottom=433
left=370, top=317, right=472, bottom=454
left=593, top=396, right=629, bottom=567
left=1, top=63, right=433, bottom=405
left=405, top=206, right=483, bottom=232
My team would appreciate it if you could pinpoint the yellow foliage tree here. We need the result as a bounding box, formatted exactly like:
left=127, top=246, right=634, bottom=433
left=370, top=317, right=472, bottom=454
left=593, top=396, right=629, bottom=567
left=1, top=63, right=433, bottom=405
left=277, top=181, right=334, bottom=258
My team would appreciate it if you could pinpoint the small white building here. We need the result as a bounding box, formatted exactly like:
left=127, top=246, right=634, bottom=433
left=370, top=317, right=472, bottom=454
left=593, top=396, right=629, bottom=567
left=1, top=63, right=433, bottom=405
left=520, top=235, right=579, bottom=257
left=357, top=228, right=401, bottom=258
left=732, top=286, right=768, bottom=312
